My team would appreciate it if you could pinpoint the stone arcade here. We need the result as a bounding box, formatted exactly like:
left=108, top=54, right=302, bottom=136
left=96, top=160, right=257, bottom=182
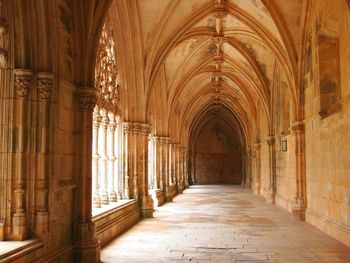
left=0, top=0, right=350, bottom=262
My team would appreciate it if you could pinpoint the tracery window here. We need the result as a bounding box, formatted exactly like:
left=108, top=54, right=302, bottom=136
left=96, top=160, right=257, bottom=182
left=92, top=19, right=121, bottom=209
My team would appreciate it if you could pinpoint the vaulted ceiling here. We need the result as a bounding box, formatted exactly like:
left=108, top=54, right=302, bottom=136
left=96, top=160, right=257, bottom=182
left=109, top=0, right=306, bottom=146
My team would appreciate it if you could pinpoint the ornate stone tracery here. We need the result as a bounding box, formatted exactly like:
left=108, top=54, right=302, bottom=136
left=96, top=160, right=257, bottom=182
left=94, top=19, right=119, bottom=114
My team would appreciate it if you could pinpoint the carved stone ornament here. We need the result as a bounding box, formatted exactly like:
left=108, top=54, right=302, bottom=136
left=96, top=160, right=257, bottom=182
left=291, top=121, right=304, bottom=132
left=95, top=18, right=120, bottom=114
left=14, top=69, right=33, bottom=98
left=266, top=136, right=275, bottom=146
left=132, top=123, right=141, bottom=135
left=37, top=72, right=54, bottom=100
left=77, top=89, right=97, bottom=111
left=0, top=16, right=8, bottom=69
left=140, top=123, right=151, bottom=136
left=123, top=122, right=131, bottom=134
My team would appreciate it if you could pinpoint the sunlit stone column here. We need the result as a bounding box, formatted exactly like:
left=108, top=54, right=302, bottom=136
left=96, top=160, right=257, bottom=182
left=92, top=106, right=101, bottom=208
left=74, top=88, right=99, bottom=262
left=107, top=112, right=117, bottom=202
left=266, top=135, right=276, bottom=204
left=131, top=123, right=140, bottom=200
left=139, top=124, right=154, bottom=217
left=169, top=143, right=175, bottom=186
left=177, top=145, right=184, bottom=193
left=183, top=148, right=189, bottom=188
left=99, top=109, right=109, bottom=204
left=154, top=137, right=162, bottom=189
left=12, top=69, right=33, bottom=240
left=123, top=122, right=131, bottom=199
left=254, top=143, right=261, bottom=195
left=291, top=121, right=306, bottom=220
left=36, top=72, right=54, bottom=237
left=162, top=137, right=172, bottom=201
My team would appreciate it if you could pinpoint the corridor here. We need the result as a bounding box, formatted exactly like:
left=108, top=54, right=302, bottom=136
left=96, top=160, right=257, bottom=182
left=101, top=185, right=350, bottom=263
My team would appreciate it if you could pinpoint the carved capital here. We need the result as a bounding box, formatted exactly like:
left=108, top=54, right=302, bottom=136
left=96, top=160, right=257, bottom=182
left=140, top=123, right=151, bottom=136
left=123, top=122, right=131, bottom=134
left=37, top=72, right=54, bottom=100
left=266, top=136, right=275, bottom=146
left=76, top=88, right=97, bottom=111
left=291, top=121, right=304, bottom=133
left=14, top=69, right=33, bottom=98
left=132, top=123, right=141, bottom=135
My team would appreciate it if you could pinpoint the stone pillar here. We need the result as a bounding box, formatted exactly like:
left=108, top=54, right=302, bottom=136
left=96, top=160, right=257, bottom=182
left=35, top=72, right=54, bottom=238
left=74, top=88, right=99, bottom=263
left=12, top=69, right=33, bottom=240
left=177, top=145, right=184, bottom=193
left=107, top=113, right=117, bottom=202
left=170, top=144, right=176, bottom=187
left=154, top=137, right=162, bottom=189
left=131, top=123, right=140, bottom=200
left=162, top=138, right=172, bottom=202
left=92, top=106, right=101, bottom=208
left=254, top=143, right=261, bottom=195
left=291, top=121, right=306, bottom=220
left=123, top=122, right=131, bottom=199
left=266, top=135, right=276, bottom=204
left=183, top=148, right=189, bottom=188
left=99, top=109, right=109, bottom=205
left=139, top=124, right=154, bottom=217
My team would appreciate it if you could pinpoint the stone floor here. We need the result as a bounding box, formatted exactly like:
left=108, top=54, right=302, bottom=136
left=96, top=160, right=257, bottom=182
left=101, top=185, right=350, bottom=263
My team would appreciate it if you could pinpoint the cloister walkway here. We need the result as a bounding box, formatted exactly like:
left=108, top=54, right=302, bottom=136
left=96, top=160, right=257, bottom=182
left=101, top=185, right=350, bottom=263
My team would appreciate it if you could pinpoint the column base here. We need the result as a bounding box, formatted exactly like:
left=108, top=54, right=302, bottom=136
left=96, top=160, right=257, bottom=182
left=74, top=222, right=100, bottom=263
left=35, top=212, right=49, bottom=240
left=253, top=184, right=260, bottom=195
left=12, top=213, right=27, bottom=240
left=141, top=196, right=154, bottom=218
left=109, top=192, right=118, bottom=202
left=291, top=198, right=306, bottom=221
left=266, top=191, right=275, bottom=204
left=177, top=185, right=184, bottom=194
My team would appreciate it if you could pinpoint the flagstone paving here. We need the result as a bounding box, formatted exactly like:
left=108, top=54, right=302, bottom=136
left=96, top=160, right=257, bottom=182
left=101, top=185, right=350, bottom=263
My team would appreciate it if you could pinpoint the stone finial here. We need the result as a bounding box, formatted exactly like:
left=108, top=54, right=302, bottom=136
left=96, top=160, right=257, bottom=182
left=14, top=69, right=33, bottom=98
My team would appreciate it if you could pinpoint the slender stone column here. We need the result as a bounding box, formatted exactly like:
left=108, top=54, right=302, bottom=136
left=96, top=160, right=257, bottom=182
left=74, top=88, right=99, bottom=263
left=183, top=148, right=189, bottom=188
left=158, top=137, right=163, bottom=190
left=266, top=135, right=276, bottom=204
left=99, top=109, right=109, bottom=205
left=291, top=121, right=306, bottom=220
left=107, top=113, right=117, bottom=202
left=131, top=123, right=140, bottom=200
left=139, top=124, right=153, bottom=217
left=12, top=69, right=33, bottom=240
left=254, top=143, right=261, bottom=195
left=162, top=138, right=172, bottom=201
left=169, top=143, right=176, bottom=186
left=35, top=72, right=54, bottom=238
left=92, top=106, right=101, bottom=208
left=123, top=122, right=131, bottom=199
left=154, top=137, right=161, bottom=189
left=177, top=145, right=184, bottom=193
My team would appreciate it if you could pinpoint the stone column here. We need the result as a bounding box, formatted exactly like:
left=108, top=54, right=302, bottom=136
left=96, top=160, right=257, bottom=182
left=154, top=137, right=162, bottom=189
left=254, top=143, right=261, bottom=195
left=266, top=135, right=276, bottom=204
left=92, top=106, right=101, bottom=208
left=123, top=122, right=131, bottom=199
left=177, top=145, right=184, bottom=193
left=35, top=72, right=54, bottom=238
left=183, top=148, right=189, bottom=188
left=139, top=124, right=153, bottom=217
left=291, top=121, right=306, bottom=220
left=12, top=69, right=33, bottom=240
left=131, top=123, right=140, bottom=200
left=107, top=113, right=117, bottom=202
left=162, top=138, right=172, bottom=202
left=99, top=109, right=109, bottom=205
left=169, top=143, right=176, bottom=186
left=74, top=88, right=99, bottom=263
